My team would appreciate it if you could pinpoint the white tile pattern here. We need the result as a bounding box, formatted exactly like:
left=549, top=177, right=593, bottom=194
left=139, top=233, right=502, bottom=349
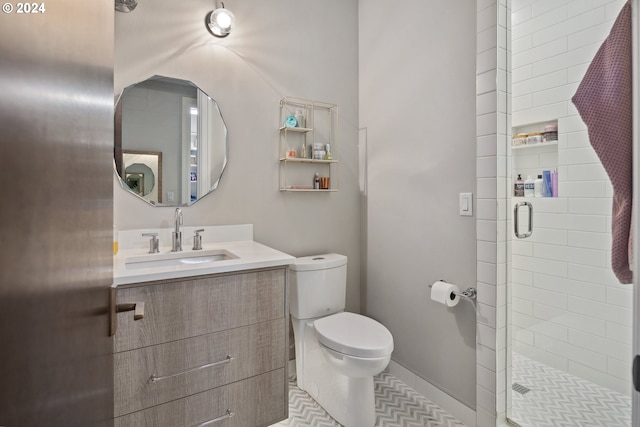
left=510, top=352, right=631, bottom=427
left=475, top=0, right=507, bottom=425
left=272, top=372, right=466, bottom=427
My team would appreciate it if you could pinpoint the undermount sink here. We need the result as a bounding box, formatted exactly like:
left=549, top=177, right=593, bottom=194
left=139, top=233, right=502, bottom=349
left=125, top=249, right=238, bottom=270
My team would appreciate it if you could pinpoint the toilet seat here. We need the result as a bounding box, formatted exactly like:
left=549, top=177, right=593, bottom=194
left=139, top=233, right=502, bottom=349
left=313, top=312, right=393, bottom=358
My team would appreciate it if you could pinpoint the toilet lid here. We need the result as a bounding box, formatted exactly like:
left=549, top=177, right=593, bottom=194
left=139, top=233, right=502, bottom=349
left=313, top=312, right=394, bottom=358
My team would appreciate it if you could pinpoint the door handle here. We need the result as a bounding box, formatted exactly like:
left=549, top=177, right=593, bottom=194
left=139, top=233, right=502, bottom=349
left=116, top=301, right=145, bottom=320
left=110, top=286, right=145, bottom=336
left=634, top=355, right=640, bottom=392
left=514, top=201, right=533, bottom=239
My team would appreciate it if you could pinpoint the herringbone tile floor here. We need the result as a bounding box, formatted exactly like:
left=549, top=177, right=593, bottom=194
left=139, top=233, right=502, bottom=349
left=271, top=352, right=633, bottom=427
left=271, top=372, right=465, bottom=427
left=510, top=352, right=631, bottom=427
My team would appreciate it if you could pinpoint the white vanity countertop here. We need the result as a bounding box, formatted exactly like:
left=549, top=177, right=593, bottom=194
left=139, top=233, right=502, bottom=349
left=113, top=224, right=295, bottom=286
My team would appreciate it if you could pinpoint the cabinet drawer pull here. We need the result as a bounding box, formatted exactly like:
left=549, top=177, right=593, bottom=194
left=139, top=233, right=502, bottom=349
left=149, top=355, right=234, bottom=384
left=192, top=409, right=234, bottom=427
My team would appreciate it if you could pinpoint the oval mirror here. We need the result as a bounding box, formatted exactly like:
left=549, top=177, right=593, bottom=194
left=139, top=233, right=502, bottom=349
left=115, top=75, right=228, bottom=206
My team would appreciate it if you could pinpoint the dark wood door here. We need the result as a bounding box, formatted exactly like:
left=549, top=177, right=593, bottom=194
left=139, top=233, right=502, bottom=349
left=0, top=1, right=115, bottom=425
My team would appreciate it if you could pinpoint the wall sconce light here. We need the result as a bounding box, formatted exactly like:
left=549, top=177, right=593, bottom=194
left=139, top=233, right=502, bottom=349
left=115, top=0, right=137, bottom=12
left=206, top=2, right=235, bottom=38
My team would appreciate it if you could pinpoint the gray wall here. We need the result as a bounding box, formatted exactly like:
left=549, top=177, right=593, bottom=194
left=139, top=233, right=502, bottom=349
left=114, top=0, right=362, bottom=311
left=359, top=0, right=478, bottom=408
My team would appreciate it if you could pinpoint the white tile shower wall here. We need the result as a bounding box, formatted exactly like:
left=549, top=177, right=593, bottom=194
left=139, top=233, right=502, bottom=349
left=476, top=0, right=508, bottom=425
left=509, top=0, right=632, bottom=395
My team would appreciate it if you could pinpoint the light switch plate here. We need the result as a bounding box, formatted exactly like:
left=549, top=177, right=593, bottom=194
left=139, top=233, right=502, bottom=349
left=459, top=192, right=473, bottom=216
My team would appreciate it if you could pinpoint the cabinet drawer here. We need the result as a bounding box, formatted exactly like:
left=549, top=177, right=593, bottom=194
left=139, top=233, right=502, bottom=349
left=115, top=369, right=287, bottom=427
left=114, top=319, right=286, bottom=416
left=114, top=268, right=286, bottom=352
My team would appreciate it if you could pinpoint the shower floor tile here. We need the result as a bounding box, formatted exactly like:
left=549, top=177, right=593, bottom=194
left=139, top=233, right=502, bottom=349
left=271, top=371, right=465, bottom=427
left=510, top=352, right=632, bottom=427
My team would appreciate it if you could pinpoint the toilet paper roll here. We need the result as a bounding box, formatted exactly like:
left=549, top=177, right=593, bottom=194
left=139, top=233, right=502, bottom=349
left=430, top=281, right=460, bottom=307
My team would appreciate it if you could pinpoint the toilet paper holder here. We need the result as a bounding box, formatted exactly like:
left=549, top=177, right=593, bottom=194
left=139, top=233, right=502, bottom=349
left=429, top=280, right=477, bottom=300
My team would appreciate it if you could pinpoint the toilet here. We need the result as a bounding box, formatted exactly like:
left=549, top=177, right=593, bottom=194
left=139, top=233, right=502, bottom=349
left=289, top=253, right=394, bottom=427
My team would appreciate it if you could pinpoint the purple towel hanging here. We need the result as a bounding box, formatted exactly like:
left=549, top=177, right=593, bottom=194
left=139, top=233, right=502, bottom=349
left=572, top=1, right=633, bottom=284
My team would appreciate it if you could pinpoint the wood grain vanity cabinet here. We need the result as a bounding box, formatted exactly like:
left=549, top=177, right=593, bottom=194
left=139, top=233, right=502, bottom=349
left=113, top=267, right=288, bottom=427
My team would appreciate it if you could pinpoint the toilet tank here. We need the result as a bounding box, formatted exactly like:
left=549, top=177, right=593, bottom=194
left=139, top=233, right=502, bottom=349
left=289, top=253, right=347, bottom=319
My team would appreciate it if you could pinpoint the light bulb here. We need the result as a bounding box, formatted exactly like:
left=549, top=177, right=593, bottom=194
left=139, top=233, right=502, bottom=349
left=215, top=13, right=231, bottom=29
left=208, top=7, right=235, bottom=37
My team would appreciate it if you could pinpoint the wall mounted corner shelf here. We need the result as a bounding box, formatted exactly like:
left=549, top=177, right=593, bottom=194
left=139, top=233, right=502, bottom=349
left=278, top=97, right=338, bottom=192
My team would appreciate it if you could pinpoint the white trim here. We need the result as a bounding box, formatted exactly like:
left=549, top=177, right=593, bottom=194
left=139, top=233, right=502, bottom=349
left=387, top=360, right=477, bottom=427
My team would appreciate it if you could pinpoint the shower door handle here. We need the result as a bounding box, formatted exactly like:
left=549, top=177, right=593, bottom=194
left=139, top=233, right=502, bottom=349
left=514, top=201, right=533, bottom=239
left=634, top=355, right=640, bottom=392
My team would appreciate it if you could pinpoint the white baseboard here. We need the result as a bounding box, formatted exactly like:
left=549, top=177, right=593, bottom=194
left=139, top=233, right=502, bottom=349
left=387, top=360, right=477, bottom=427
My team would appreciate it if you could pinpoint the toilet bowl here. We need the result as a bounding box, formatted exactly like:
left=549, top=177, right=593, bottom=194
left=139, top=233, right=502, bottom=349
left=314, top=311, right=392, bottom=378
left=289, top=254, right=394, bottom=427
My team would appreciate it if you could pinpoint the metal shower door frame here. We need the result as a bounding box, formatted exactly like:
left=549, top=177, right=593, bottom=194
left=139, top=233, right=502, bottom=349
left=632, top=0, right=640, bottom=425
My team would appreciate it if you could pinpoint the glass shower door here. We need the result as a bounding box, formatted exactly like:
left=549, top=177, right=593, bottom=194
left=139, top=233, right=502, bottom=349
left=505, top=0, right=636, bottom=426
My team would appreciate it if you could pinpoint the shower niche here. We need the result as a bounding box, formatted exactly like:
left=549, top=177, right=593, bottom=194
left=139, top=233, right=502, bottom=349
left=511, top=120, right=558, bottom=198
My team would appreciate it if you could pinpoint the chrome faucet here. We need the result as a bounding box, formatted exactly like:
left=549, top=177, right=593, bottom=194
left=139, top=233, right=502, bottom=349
left=171, top=208, right=183, bottom=252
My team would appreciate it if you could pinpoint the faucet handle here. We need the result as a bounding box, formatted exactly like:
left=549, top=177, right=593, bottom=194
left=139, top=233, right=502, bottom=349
left=142, top=233, right=160, bottom=254
left=193, top=229, right=204, bottom=251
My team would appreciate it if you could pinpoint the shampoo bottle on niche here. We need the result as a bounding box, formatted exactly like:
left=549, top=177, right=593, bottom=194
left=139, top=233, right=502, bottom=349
left=524, top=176, right=535, bottom=197
left=514, top=174, right=524, bottom=197
left=534, top=174, right=544, bottom=197
left=542, top=170, right=552, bottom=197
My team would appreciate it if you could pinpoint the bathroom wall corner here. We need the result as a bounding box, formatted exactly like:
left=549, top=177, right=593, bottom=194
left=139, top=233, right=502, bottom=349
left=475, top=0, right=508, bottom=426
left=360, top=0, right=477, bottom=411
left=387, top=360, right=477, bottom=427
